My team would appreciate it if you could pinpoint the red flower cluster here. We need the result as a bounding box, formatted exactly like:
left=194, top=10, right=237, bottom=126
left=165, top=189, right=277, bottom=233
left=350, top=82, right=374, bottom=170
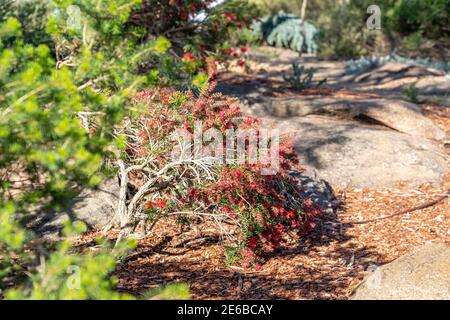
left=182, top=159, right=322, bottom=265
left=223, top=12, right=242, bottom=28
left=168, top=0, right=213, bottom=20
left=182, top=52, right=196, bottom=62
left=145, top=198, right=167, bottom=210
left=217, top=46, right=249, bottom=67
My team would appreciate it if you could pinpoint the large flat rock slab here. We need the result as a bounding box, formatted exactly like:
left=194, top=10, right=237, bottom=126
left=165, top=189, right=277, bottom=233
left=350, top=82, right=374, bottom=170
left=262, top=115, right=447, bottom=188
left=246, top=96, right=445, bottom=141
left=351, top=243, right=450, bottom=300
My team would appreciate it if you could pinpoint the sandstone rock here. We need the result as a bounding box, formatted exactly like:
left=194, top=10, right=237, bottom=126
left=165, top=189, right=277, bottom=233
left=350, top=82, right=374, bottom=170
left=32, top=178, right=120, bottom=239
left=70, top=178, right=120, bottom=228
left=292, top=171, right=340, bottom=215
left=246, top=96, right=445, bottom=141
left=351, top=243, right=450, bottom=300
left=216, top=48, right=449, bottom=189
left=262, top=115, right=447, bottom=188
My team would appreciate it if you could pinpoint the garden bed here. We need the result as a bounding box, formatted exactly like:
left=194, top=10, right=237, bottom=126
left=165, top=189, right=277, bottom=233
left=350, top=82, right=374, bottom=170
left=71, top=90, right=450, bottom=300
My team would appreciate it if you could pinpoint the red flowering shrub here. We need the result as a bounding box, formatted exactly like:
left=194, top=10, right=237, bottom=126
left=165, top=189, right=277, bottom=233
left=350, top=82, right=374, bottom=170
left=128, top=0, right=258, bottom=62
left=119, top=77, right=322, bottom=268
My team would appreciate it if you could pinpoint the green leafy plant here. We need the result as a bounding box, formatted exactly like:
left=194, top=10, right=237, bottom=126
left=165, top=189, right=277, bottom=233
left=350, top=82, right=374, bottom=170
left=391, top=0, right=450, bottom=39
left=283, top=62, right=327, bottom=90
left=0, top=0, right=190, bottom=299
left=4, top=221, right=136, bottom=300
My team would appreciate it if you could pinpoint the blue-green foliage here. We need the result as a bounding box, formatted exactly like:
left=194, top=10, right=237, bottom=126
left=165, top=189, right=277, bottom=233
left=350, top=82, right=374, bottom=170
left=283, top=62, right=327, bottom=90
left=345, top=53, right=450, bottom=75
left=252, top=11, right=318, bottom=54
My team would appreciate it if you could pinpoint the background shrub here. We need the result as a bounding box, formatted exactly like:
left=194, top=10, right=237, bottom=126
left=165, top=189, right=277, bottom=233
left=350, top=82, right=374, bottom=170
left=249, top=0, right=449, bottom=59
left=252, top=11, right=319, bottom=54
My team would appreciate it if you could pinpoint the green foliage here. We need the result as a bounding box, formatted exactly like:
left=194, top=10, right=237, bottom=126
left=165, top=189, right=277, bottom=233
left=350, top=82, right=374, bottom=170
left=4, top=222, right=136, bottom=300
left=391, top=0, right=450, bottom=39
left=143, top=283, right=190, bottom=300
left=0, top=0, right=191, bottom=300
left=317, top=2, right=383, bottom=59
left=249, top=0, right=333, bottom=21
left=228, top=27, right=260, bottom=48
left=0, top=0, right=53, bottom=48
left=402, top=31, right=423, bottom=51
left=283, top=62, right=326, bottom=90
left=252, top=11, right=319, bottom=54
left=251, top=0, right=449, bottom=58
left=319, top=0, right=444, bottom=59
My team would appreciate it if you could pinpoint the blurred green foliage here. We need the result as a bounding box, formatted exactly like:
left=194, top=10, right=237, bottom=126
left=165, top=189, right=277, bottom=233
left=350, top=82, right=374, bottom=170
left=391, top=0, right=450, bottom=39
left=0, top=0, right=190, bottom=300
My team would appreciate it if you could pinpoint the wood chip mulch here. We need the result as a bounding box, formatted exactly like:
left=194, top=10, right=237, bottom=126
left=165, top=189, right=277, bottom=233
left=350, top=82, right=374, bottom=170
left=75, top=102, right=449, bottom=300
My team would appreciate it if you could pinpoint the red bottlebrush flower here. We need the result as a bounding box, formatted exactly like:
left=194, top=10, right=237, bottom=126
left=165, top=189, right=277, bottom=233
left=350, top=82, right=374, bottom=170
left=188, top=4, right=196, bottom=12
left=233, top=169, right=243, bottom=179
left=223, top=12, right=233, bottom=22
left=276, top=223, right=285, bottom=234
left=286, top=209, right=296, bottom=220
left=177, top=198, right=185, bottom=208
left=237, top=59, right=245, bottom=66
left=186, top=188, right=200, bottom=200
left=182, top=52, right=196, bottom=62
left=224, top=121, right=233, bottom=130
left=154, top=198, right=166, bottom=209
left=242, top=115, right=254, bottom=126
left=225, top=47, right=234, bottom=55
left=255, top=212, right=264, bottom=224
left=248, top=236, right=259, bottom=250
left=184, top=121, right=193, bottom=133
left=240, top=46, right=249, bottom=54
left=249, top=181, right=257, bottom=189
left=233, top=52, right=239, bottom=58
left=223, top=206, right=236, bottom=217
left=145, top=198, right=166, bottom=210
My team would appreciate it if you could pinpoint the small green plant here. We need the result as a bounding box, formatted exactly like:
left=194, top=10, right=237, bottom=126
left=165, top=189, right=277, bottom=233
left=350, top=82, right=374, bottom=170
left=283, top=62, right=327, bottom=90
left=402, top=31, right=423, bottom=51
left=403, top=85, right=422, bottom=104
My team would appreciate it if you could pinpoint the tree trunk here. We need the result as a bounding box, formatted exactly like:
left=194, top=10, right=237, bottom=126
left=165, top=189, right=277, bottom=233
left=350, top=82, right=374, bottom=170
left=299, top=0, right=308, bottom=57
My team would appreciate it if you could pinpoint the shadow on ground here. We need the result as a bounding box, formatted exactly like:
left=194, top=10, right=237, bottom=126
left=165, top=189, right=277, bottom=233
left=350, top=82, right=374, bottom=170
left=107, top=199, right=380, bottom=299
